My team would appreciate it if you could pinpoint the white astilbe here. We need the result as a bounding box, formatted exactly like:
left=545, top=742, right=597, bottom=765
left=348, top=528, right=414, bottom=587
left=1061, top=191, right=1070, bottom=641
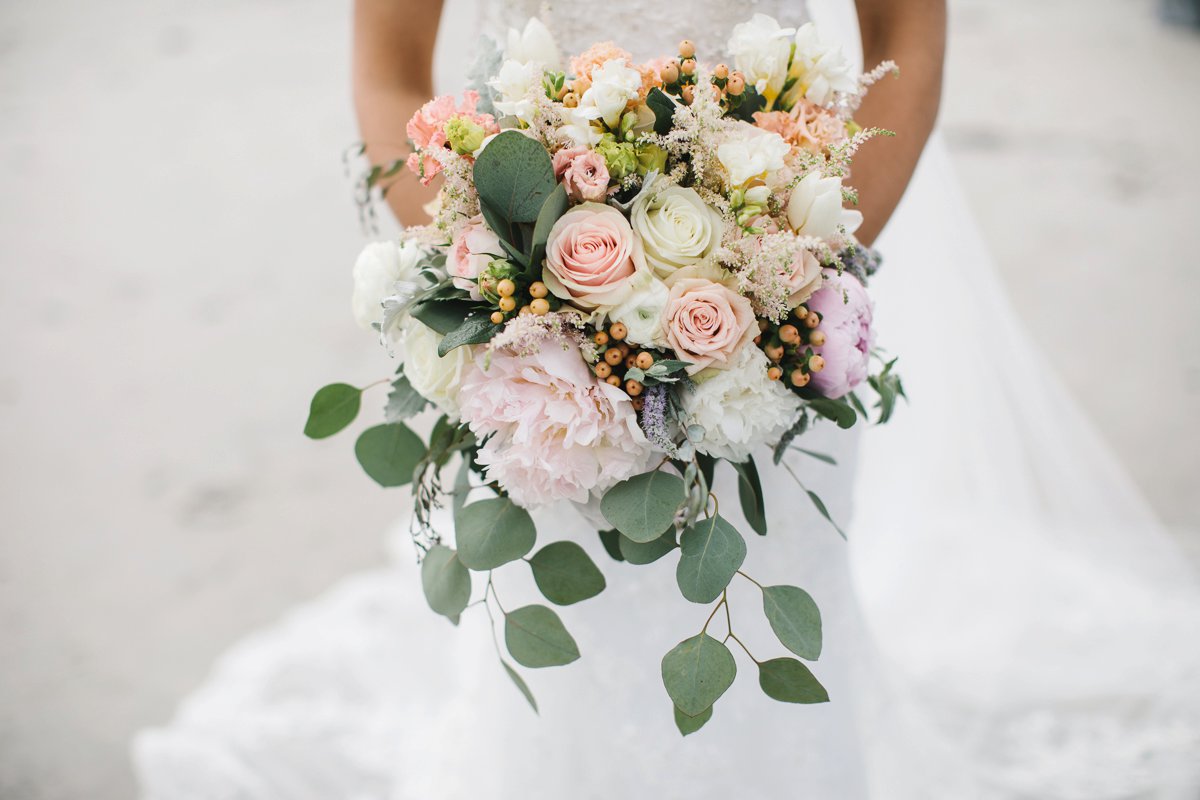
left=721, top=230, right=833, bottom=322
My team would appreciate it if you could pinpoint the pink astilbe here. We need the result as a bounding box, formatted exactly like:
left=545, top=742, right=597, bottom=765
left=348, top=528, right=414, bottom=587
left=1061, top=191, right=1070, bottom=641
left=404, top=91, right=498, bottom=185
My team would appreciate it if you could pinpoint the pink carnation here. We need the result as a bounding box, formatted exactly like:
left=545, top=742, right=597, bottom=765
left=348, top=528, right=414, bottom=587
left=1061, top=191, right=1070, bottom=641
left=753, top=100, right=847, bottom=154
left=569, top=42, right=634, bottom=94
left=805, top=270, right=873, bottom=398
left=552, top=146, right=611, bottom=202
left=457, top=335, right=652, bottom=507
left=404, top=91, right=498, bottom=185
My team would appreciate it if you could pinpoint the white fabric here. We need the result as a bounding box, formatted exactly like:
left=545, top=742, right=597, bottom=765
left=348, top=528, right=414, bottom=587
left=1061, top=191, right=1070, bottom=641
left=133, top=1, right=1200, bottom=797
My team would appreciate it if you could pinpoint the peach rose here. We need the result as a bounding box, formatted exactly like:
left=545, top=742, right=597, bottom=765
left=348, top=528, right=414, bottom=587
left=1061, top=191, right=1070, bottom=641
left=552, top=146, right=611, bottom=203
left=780, top=246, right=823, bottom=306
left=663, top=275, right=757, bottom=374
left=543, top=203, right=646, bottom=310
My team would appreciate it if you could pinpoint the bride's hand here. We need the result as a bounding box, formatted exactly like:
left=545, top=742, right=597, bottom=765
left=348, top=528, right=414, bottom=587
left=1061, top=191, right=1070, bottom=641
left=850, top=0, right=947, bottom=245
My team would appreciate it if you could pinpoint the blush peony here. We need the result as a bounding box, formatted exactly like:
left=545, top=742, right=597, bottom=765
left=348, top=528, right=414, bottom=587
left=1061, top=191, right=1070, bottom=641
left=805, top=269, right=873, bottom=399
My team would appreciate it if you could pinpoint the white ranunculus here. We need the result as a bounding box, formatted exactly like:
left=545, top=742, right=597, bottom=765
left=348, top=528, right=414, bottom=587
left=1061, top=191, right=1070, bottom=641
left=726, top=13, right=796, bottom=103
left=579, top=58, right=642, bottom=129
left=606, top=271, right=670, bottom=347
left=505, top=18, right=561, bottom=70
left=351, top=240, right=424, bottom=330
left=785, top=171, right=863, bottom=242
left=681, top=346, right=802, bottom=463
left=631, top=179, right=726, bottom=278
left=788, top=23, right=858, bottom=106
left=400, top=317, right=476, bottom=416
left=489, top=59, right=541, bottom=123
left=717, top=126, right=791, bottom=187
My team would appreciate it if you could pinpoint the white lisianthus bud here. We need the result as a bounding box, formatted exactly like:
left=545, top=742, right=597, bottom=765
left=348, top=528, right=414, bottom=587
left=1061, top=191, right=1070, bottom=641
left=785, top=172, right=863, bottom=242
left=505, top=18, right=562, bottom=70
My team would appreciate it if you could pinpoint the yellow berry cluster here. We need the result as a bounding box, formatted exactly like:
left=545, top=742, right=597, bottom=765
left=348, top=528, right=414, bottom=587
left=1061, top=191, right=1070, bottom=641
left=591, top=323, right=658, bottom=410
left=757, top=305, right=828, bottom=388
left=660, top=40, right=700, bottom=105
left=487, top=279, right=555, bottom=325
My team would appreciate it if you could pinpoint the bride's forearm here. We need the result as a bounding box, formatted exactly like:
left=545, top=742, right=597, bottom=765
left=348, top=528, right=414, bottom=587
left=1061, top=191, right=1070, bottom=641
left=849, top=0, right=946, bottom=245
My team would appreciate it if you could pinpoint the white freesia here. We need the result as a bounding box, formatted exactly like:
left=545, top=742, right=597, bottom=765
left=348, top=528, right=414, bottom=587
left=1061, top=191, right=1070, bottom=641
left=717, top=127, right=791, bottom=187
left=351, top=240, right=424, bottom=330
left=726, top=13, right=795, bottom=103
left=606, top=271, right=670, bottom=347
left=400, top=317, right=476, bottom=416
left=786, top=171, right=863, bottom=242
left=681, top=346, right=802, bottom=463
left=631, top=179, right=725, bottom=278
left=505, top=18, right=561, bottom=69
left=557, top=104, right=603, bottom=147
left=788, top=23, right=858, bottom=106
left=489, top=59, right=541, bottom=124
left=578, top=58, right=642, bottom=129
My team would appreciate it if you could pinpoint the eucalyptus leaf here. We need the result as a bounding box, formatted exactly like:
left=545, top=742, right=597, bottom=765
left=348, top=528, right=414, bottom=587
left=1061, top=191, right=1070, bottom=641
left=473, top=131, right=557, bottom=244
left=618, top=530, right=677, bottom=565
left=529, top=182, right=568, bottom=268
left=597, top=529, right=625, bottom=562
left=676, top=515, right=746, bottom=604
left=806, top=488, right=846, bottom=540
left=792, top=447, right=837, bottom=466
left=437, top=313, right=502, bottom=356
left=730, top=458, right=767, bottom=536
left=673, top=703, right=713, bottom=736
left=304, top=383, right=361, bottom=439
left=661, top=633, right=737, bottom=717
left=410, top=296, right=475, bottom=335
left=354, top=423, right=426, bottom=487
left=502, top=660, right=539, bottom=713
left=807, top=397, right=857, bottom=430
left=420, top=545, right=471, bottom=619
left=455, top=498, right=537, bottom=570
left=528, top=541, right=606, bottom=605
left=505, top=604, right=580, bottom=668
left=600, top=471, right=686, bottom=543
left=452, top=456, right=474, bottom=516
left=758, top=657, right=829, bottom=704
left=762, top=584, right=822, bottom=660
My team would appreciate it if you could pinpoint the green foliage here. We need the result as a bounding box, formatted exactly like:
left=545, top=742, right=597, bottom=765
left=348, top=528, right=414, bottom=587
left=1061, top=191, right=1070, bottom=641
left=676, top=515, right=746, bottom=604
left=354, top=422, right=426, bottom=487
left=762, top=585, right=822, bottom=661
left=868, top=356, right=906, bottom=424
left=646, top=87, right=677, bottom=136
left=674, top=704, right=713, bottom=736
left=409, top=281, right=478, bottom=335
left=502, top=661, right=539, bottom=713
left=661, top=633, right=737, bottom=717
left=420, top=545, right=471, bottom=620
left=792, top=447, right=837, bottom=466
left=529, top=183, right=568, bottom=270
left=304, top=383, right=361, bottom=439
left=724, top=85, right=767, bottom=123
left=618, top=530, right=677, bottom=565
left=528, top=541, right=606, bottom=605
left=384, top=367, right=429, bottom=422
left=623, top=359, right=692, bottom=387
left=805, top=487, right=846, bottom=539
left=437, top=312, right=502, bottom=356
left=455, top=498, right=537, bottom=570
left=600, top=471, right=686, bottom=543
left=730, top=458, right=767, bottom=535
left=807, top=397, right=857, bottom=429
left=597, top=529, right=625, bottom=562
left=505, top=605, right=581, bottom=668
left=473, top=131, right=558, bottom=246
left=758, top=657, right=829, bottom=704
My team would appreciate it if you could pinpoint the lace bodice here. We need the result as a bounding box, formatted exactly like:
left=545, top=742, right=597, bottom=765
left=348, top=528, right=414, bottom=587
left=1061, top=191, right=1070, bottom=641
left=475, top=0, right=811, bottom=62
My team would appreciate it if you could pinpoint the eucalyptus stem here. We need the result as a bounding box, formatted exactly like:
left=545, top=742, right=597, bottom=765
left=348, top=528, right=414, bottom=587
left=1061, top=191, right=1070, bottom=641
left=736, top=569, right=764, bottom=590
left=701, top=595, right=727, bottom=635
left=726, top=632, right=760, bottom=664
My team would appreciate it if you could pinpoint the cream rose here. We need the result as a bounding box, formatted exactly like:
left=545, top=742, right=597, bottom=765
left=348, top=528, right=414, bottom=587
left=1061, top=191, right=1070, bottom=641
left=662, top=270, right=757, bottom=375
left=543, top=202, right=647, bottom=310
left=631, top=179, right=725, bottom=278
left=786, top=172, right=863, bottom=242
left=400, top=317, right=476, bottom=416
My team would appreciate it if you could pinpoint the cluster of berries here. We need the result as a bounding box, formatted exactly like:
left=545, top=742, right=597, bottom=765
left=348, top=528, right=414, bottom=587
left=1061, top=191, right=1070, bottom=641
left=757, top=303, right=828, bottom=389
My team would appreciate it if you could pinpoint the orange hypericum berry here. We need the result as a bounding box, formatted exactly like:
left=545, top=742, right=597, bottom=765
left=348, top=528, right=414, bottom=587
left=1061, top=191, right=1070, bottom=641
left=610, top=322, right=628, bottom=341
left=635, top=351, right=654, bottom=370
left=604, top=347, right=624, bottom=366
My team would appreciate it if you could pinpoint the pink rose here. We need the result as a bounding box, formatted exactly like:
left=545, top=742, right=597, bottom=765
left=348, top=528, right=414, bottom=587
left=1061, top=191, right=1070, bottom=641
left=447, top=215, right=501, bottom=299
left=553, top=147, right=611, bottom=203
left=663, top=277, right=757, bottom=374
left=779, top=246, right=823, bottom=306
left=805, top=270, right=873, bottom=398
left=543, top=202, right=646, bottom=309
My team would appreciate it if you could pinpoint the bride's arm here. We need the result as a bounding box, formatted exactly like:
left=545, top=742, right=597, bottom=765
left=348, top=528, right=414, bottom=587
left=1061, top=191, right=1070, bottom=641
left=850, top=0, right=947, bottom=245
left=353, top=0, right=445, bottom=226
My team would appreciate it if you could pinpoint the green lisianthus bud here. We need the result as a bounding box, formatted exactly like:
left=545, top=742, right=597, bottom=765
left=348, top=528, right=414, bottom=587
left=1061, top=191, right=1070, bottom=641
left=446, top=116, right=487, bottom=155
left=596, top=140, right=639, bottom=180
left=635, top=143, right=667, bottom=176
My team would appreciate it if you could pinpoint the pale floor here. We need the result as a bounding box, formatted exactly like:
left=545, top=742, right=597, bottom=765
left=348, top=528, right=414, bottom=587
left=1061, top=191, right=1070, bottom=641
left=0, top=0, right=1196, bottom=797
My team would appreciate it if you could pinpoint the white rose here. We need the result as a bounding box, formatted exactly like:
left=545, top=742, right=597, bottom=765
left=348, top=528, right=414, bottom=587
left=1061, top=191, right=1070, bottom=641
left=489, top=59, right=541, bottom=124
left=505, top=18, right=561, bottom=70
left=607, top=271, right=670, bottom=347
left=631, top=179, right=726, bottom=278
left=351, top=240, right=424, bottom=330
left=681, top=346, right=802, bottom=463
left=726, top=13, right=796, bottom=103
left=717, top=126, right=791, bottom=187
left=578, top=58, right=642, bottom=129
left=400, top=317, right=476, bottom=416
left=788, top=23, right=858, bottom=106
left=785, top=171, right=863, bottom=242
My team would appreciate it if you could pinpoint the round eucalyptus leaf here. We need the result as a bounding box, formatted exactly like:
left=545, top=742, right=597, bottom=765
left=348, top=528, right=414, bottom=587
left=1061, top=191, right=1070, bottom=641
left=504, top=604, right=580, bottom=668
left=675, top=514, right=746, bottom=604
left=762, top=584, right=822, bottom=660
left=600, top=471, right=686, bottom=542
left=618, top=530, right=677, bottom=565
left=455, top=498, right=536, bottom=570
left=528, top=541, right=606, bottom=605
left=354, top=422, right=426, bottom=487
left=661, top=632, right=736, bottom=717
left=501, top=661, right=539, bottom=714
left=758, top=657, right=829, bottom=704
left=419, top=545, right=471, bottom=619
left=304, top=383, right=361, bottom=439
left=673, top=703, right=713, bottom=737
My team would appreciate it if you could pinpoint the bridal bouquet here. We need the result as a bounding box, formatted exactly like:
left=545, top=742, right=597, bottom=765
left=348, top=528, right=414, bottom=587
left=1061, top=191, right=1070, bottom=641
left=309, top=14, right=902, bottom=734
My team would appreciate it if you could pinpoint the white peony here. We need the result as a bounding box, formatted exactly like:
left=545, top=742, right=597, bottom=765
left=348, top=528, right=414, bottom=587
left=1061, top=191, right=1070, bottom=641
left=505, top=18, right=561, bottom=70
left=351, top=240, right=425, bottom=331
left=631, top=178, right=726, bottom=278
left=681, top=346, right=802, bottom=463
left=578, top=58, right=642, bottom=129
left=717, top=126, right=791, bottom=187
left=489, top=59, right=541, bottom=124
left=785, top=171, right=863, bottom=242
left=400, top=317, right=476, bottom=416
left=788, top=23, right=858, bottom=106
left=726, top=14, right=796, bottom=103
left=606, top=271, right=670, bottom=347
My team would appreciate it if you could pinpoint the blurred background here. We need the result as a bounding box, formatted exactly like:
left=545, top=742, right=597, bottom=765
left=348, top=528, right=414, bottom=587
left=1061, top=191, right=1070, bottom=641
left=1, top=0, right=1197, bottom=796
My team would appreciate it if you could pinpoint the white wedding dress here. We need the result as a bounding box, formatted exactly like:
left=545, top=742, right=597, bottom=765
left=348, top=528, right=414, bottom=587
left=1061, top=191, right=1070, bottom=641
left=133, top=1, right=1200, bottom=797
